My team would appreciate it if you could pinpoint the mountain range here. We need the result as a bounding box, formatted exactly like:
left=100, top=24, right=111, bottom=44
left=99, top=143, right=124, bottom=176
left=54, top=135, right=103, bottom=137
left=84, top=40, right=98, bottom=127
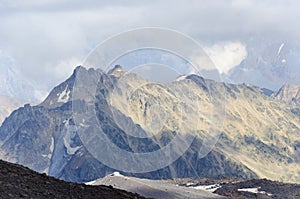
left=0, top=65, right=299, bottom=185
left=0, top=53, right=44, bottom=102
left=109, top=41, right=300, bottom=91
left=227, top=41, right=300, bottom=90
left=0, top=95, right=25, bottom=125
left=0, top=53, right=46, bottom=125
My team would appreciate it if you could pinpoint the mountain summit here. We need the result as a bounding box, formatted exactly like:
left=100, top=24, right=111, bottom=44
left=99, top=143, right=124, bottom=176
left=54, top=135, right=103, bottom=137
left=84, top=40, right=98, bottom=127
left=0, top=66, right=299, bottom=183
left=108, top=65, right=125, bottom=78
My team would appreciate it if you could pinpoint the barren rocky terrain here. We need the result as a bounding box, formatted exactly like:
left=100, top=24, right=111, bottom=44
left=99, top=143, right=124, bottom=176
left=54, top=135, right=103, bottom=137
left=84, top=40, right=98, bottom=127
left=0, top=159, right=146, bottom=199
left=175, top=177, right=300, bottom=199
left=1, top=148, right=299, bottom=199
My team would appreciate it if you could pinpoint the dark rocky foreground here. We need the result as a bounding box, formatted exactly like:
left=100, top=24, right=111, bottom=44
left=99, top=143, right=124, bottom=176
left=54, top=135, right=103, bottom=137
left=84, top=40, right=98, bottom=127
left=0, top=159, right=147, bottom=199
left=0, top=157, right=299, bottom=199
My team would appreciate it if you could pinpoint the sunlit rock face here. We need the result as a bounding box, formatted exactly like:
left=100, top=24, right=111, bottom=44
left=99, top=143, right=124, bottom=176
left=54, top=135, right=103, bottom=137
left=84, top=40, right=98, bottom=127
left=274, top=83, right=300, bottom=103
left=0, top=65, right=299, bottom=184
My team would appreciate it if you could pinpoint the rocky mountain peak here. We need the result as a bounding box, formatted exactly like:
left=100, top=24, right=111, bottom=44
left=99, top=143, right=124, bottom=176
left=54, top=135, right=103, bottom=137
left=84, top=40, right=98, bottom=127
left=108, top=65, right=125, bottom=78
left=274, top=83, right=300, bottom=102
left=73, top=65, right=86, bottom=75
left=1, top=65, right=300, bottom=184
left=39, top=67, right=82, bottom=109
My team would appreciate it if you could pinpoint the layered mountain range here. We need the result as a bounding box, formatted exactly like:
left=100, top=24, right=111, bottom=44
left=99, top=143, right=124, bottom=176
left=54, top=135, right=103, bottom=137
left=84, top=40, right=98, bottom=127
left=0, top=54, right=44, bottom=102
left=0, top=65, right=299, bottom=184
left=0, top=54, right=45, bottom=125
left=0, top=95, right=25, bottom=125
left=227, top=41, right=300, bottom=90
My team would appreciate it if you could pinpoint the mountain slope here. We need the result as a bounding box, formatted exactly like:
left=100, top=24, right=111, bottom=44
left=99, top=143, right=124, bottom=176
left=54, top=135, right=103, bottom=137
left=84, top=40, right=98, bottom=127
left=274, top=83, right=300, bottom=103
left=0, top=159, right=146, bottom=199
left=0, top=66, right=299, bottom=184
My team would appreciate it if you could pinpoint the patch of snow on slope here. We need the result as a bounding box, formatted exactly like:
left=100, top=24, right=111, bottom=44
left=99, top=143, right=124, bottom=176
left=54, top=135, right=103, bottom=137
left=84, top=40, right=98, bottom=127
left=238, top=187, right=272, bottom=196
left=49, top=137, right=54, bottom=158
left=85, top=180, right=97, bottom=185
left=42, top=167, right=49, bottom=174
left=41, top=137, right=55, bottom=174
left=176, top=75, right=187, bottom=81
left=278, top=43, right=285, bottom=55
left=111, top=172, right=123, bottom=177
left=186, top=182, right=195, bottom=186
left=193, top=184, right=221, bottom=192
left=63, top=120, right=81, bottom=155
left=57, top=86, right=70, bottom=103
left=41, top=137, right=54, bottom=159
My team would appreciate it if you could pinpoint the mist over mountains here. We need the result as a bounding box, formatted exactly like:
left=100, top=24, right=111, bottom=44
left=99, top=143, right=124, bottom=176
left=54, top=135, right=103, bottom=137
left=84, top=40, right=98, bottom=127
left=227, top=41, right=300, bottom=90
left=0, top=52, right=45, bottom=102
left=1, top=1, right=300, bottom=198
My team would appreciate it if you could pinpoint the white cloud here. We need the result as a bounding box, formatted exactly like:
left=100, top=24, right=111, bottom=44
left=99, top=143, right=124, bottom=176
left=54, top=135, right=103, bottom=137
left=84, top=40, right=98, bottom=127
left=0, top=0, right=299, bottom=92
left=204, top=42, right=248, bottom=74
left=46, top=57, right=82, bottom=82
left=0, top=3, right=144, bottom=91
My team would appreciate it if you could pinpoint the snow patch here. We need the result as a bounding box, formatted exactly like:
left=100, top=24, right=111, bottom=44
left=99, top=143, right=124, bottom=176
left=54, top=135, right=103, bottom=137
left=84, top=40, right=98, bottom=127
left=111, top=172, right=123, bottom=177
left=63, top=120, right=81, bottom=155
left=238, top=187, right=272, bottom=196
left=186, top=182, right=195, bottom=186
left=238, top=187, right=259, bottom=193
left=281, top=59, right=287, bottom=63
left=85, top=180, right=97, bottom=185
left=42, top=167, right=49, bottom=175
left=176, top=75, right=187, bottom=81
left=63, top=137, right=81, bottom=155
left=193, top=184, right=221, bottom=192
left=41, top=137, right=54, bottom=159
left=278, top=43, right=285, bottom=55
left=49, top=137, right=54, bottom=158
left=79, top=123, right=88, bottom=128
left=57, top=86, right=70, bottom=103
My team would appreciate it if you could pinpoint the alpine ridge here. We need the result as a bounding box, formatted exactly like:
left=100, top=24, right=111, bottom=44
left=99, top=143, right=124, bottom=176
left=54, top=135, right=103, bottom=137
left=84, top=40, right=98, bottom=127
left=0, top=65, right=299, bottom=184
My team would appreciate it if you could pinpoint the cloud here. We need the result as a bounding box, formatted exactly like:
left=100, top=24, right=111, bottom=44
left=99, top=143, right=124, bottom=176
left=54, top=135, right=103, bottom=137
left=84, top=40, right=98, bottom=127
left=0, top=2, right=144, bottom=91
left=0, top=0, right=299, bottom=92
left=204, top=42, right=248, bottom=74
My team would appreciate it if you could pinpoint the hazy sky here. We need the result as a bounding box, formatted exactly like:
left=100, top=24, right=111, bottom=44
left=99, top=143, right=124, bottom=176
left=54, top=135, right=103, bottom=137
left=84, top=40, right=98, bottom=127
left=0, top=0, right=299, bottom=92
